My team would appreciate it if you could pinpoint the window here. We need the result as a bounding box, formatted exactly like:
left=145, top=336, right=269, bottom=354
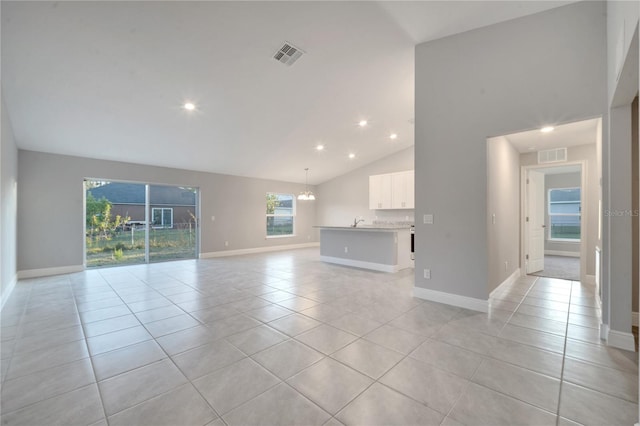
left=152, top=208, right=173, bottom=228
left=548, top=188, right=581, bottom=241
left=266, top=193, right=294, bottom=237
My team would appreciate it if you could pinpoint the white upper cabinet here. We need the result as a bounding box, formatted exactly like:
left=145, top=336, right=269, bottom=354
left=391, top=170, right=414, bottom=209
left=370, top=170, right=414, bottom=210
left=369, top=174, right=392, bottom=209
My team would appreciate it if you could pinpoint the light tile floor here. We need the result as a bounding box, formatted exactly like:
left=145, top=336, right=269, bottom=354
left=0, top=248, right=637, bottom=425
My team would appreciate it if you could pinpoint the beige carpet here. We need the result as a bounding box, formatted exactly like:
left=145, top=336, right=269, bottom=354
left=530, top=255, right=580, bottom=281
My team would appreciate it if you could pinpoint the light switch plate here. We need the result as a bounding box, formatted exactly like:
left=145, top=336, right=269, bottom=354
left=423, top=214, right=434, bottom=224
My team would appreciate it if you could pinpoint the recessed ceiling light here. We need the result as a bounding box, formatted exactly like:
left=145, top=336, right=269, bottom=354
left=348, top=153, right=356, bottom=159
left=390, top=133, right=398, bottom=140
left=183, top=102, right=196, bottom=111
left=358, top=120, right=368, bottom=127
left=316, top=144, right=324, bottom=151
left=540, top=126, right=554, bottom=133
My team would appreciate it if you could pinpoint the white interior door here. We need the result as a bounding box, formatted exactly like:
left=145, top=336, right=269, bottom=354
left=527, top=170, right=545, bottom=274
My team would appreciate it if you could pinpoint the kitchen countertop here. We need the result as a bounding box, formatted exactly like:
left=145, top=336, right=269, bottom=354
left=313, top=225, right=412, bottom=231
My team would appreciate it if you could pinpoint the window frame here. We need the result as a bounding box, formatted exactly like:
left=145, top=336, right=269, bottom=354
left=547, top=187, right=581, bottom=242
left=266, top=192, right=296, bottom=238
left=151, top=207, right=173, bottom=229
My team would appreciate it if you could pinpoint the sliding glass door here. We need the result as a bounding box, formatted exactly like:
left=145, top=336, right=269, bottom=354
left=148, top=185, right=198, bottom=263
left=85, top=180, right=198, bottom=268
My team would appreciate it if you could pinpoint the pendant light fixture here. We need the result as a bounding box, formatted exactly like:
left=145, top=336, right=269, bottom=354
left=298, top=168, right=316, bottom=201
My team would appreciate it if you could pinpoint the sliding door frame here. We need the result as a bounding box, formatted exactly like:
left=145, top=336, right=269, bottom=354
left=83, top=177, right=200, bottom=268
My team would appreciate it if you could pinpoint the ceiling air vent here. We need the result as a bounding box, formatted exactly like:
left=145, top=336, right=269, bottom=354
left=273, top=42, right=304, bottom=66
left=538, top=147, right=568, bottom=164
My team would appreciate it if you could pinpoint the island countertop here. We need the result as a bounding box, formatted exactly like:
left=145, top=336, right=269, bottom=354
left=313, top=225, right=412, bottom=231
left=315, top=225, right=413, bottom=272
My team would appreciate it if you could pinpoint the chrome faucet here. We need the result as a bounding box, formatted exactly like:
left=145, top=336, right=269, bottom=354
left=351, top=217, right=365, bottom=227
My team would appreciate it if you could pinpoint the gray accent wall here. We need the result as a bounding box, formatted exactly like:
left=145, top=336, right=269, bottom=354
left=605, top=1, right=638, bottom=346
left=316, top=146, right=414, bottom=226
left=544, top=172, right=581, bottom=255
left=486, top=136, right=520, bottom=293
left=319, top=229, right=397, bottom=266
left=1, top=95, right=18, bottom=305
left=17, top=150, right=318, bottom=272
left=414, top=1, right=606, bottom=300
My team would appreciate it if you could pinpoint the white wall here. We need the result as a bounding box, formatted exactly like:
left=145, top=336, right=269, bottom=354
left=1, top=95, right=19, bottom=307
left=17, top=150, right=318, bottom=274
left=607, top=1, right=639, bottom=107
left=487, top=136, right=520, bottom=293
left=414, top=1, right=606, bottom=304
left=316, top=146, right=414, bottom=226
left=604, top=1, right=639, bottom=351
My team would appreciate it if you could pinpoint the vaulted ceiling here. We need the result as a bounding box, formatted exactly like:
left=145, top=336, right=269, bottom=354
left=1, top=1, right=573, bottom=184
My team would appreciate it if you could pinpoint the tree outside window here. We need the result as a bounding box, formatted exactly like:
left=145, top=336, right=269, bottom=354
left=266, top=193, right=294, bottom=237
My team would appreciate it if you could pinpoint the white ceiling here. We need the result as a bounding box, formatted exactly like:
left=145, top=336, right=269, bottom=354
left=1, top=1, right=574, bottom=185
left=505, top=117, right=600, bottom=154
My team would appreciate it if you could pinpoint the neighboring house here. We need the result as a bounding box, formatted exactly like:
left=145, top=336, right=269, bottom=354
left=88, top=182, right=196, bottom=229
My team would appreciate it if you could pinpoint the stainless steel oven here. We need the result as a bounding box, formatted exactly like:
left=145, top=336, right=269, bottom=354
left=410, top=225, right=415, bottom=260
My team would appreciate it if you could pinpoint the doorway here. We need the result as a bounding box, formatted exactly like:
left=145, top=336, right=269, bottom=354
left=84, top=179, right=199, bottom=268
left=524, top=165, right=584, bottom=281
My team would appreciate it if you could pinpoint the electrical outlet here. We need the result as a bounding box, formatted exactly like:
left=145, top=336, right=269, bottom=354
left=504, top=261, right=508, bottom=272
left=211, top=215, right=215, bottom=222
left=424, top=268, right=431, bottom=279
left=224, top=241, right=229, bottom=247
left=344, top=246, right=349, bottom=253
left=492, top=214, right=496, bottom=225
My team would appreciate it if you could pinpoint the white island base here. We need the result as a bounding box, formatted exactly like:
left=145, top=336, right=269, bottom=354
left=315, top=226, right=413, bottom=273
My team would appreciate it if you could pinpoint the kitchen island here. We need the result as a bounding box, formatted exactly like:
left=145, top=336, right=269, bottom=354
left=314, top=225, right=413, bottom=272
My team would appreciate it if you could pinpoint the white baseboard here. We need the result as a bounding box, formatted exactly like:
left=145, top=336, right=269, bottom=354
left=600, top=323, right=609, bottom=341
left=584, top=275, right=596, bottom=285
left=544, top=250, right=580, bottom=258
left=320, top=255, right=401, bottom=273
left=595, top=291, right=602, bottom=312
left=1, top=274, right=17, bottom=311
left=489, top=268, right=522, bottom=299
left=633, top=312, right=638, bottom=327
left=607, top=329, right=636, bottom=351
left=200, top=242, right=319, bottom=259
left=17, top=265, right=84, bottom=279
left=413, top=286, right=488, bottom=313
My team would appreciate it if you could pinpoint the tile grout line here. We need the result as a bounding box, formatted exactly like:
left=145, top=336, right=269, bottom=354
left=88, top=269, right=123, bottom=426
left=555, top=278, right=575, bottom=426
left=0, top=279, right=33, bottom=390
left=323, top=303, right=473, bottom=423
left=2, top=262, right=430, bottom=417
left=440, top=276, right=555, bottom=424
left=234, top=289, right=434, bottom=422
left=8, top=257, right=612, bottom=426
left=1, top=276, right=109, bottom=422
left=115, top=270, right=227, bottom=425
